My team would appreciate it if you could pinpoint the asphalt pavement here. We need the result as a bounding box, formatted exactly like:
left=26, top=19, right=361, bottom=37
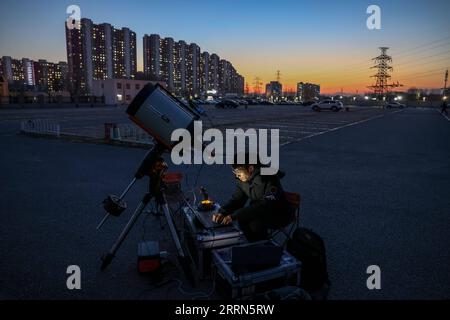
left=0, top=106, right=449, bottom=299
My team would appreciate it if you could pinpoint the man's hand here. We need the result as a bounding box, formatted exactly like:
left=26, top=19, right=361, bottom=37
left=221, top=215, right=232, bottom=225
left=212, top=213, right=224, bottom=224
left=212, top=213, right=233, bottom=225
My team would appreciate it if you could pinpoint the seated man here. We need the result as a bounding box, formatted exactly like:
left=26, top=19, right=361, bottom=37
left=212, top=154, right=292, bottom=242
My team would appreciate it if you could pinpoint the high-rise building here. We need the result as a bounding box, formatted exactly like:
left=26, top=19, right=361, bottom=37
left=234, top=74, right=245, bottom=95
left=34, top=60, right=69, bottom=92
left=66, top=18, right=137, bottom=95
left=22, top=58, right=35, bottom=86
left=143, top=35, right=242, bottom=97
left=219, top=59, right=232, bottom=94
left=297, top=82, right=320, bottom=101
left=1, top=56, right=26, bottom=87
left=143, top=34, right=162, bottom=81
left=187, top=43, right=200, bottom=97
left=161, top=37, right=175, bottom=91
left=200, top=51, right=210, bottom=94
left=266, top=81, right=283, bottom=101
left=1, top=56, right=68, bottom=92
left=208, top=54, right=220, bottom=93
left=115, top=27, right=137, bottom=79
left=174, top=40, right=187, bottom=96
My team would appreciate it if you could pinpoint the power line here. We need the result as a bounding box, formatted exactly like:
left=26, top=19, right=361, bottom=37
left=297, top=36, right=450, bottom=79
left=302, top=47, right=450, bottom=86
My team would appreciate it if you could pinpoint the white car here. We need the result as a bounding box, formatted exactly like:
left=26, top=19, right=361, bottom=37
left=311, top=100, right=343, bottom=112
left=385, top=102, right=405, bottom=109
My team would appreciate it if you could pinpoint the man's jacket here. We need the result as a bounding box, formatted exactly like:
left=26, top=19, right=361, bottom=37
left=219, top=167, right=290, bottom=222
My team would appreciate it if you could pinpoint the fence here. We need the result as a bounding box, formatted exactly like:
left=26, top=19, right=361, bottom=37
left=20, top=119, right=60, bottom=137
left=109, top=124, right=154, bottom=145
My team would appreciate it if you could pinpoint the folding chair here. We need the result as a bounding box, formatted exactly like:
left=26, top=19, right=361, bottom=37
left=269, top=191, right=301, bottom=247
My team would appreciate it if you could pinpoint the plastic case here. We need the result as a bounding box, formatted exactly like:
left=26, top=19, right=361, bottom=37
left=212, top=241, right=301, bottom=299
left=182, top=207, right=245, bottom=279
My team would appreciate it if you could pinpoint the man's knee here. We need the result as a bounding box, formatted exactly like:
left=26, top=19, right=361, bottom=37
left=249, top=220, right=266, bottom=234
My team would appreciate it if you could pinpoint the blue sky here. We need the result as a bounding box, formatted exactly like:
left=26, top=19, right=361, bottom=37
left=1, top=0, right=449, bottom=92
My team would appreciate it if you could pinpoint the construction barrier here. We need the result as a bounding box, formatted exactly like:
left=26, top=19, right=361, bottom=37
left=20, top=119, right=60, bottom=137
left=108, top=124, right=154, bottom=145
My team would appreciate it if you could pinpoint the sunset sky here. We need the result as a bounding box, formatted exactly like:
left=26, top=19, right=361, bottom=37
left=1, top=0, right=449, bottom=94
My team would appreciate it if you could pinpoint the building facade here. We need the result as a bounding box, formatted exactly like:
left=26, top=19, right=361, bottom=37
left=143, top=34, right=161, bottom=81
left=174, top=40, right=187, bottom=96
left=297, top=82, right=320, bottom=101
left=92, top=79, right=165, bottom=105
left=66, top=18, right=137, bottom=95
left=1, top=56, right=68, bottom=92
left=161, top=37, right=175, bottom=92
left=34, top=60, right=69, bottom=92
left=200, top=51, right=210, bottom=94
left=187, top=43, right=200, bottom=97
left=266, top=81, right=283, bottom=101
left=208, top=54, right=220, bottom=93
left=143, top=34, right=243, bottom=98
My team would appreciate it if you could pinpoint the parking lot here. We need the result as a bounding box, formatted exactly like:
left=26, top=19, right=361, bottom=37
left=1, top=104, right=393, bottom=146
left=1, top=105, right=449, bottom=300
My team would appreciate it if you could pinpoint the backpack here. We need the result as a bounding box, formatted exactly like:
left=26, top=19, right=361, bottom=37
left=287, top=228, right=331, bottom=297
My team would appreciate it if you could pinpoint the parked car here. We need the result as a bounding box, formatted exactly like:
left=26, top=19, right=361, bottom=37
left=302, top=101, right=316, bottom=106
left=259, top=100, right=274, bottom=105
left=311, top=100, right=343, bottom=112
left=245, top=99, right=259, bottom=105
left=215, top=99, right=239, bottom=108
left=179, top=98, right=189, bottom=106
left=384, top=101, right=405, bottom=109
left=279, top=101, right=296, bottom=105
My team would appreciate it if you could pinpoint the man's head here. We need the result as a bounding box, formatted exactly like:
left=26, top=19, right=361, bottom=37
left=232, top=165, right=255, bottom=182
left=232, top=152, right=259, bottom=182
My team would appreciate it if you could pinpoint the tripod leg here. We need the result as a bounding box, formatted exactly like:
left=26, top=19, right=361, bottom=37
left=96, top=213, right=110, bottom=231
left=161, top=202, right=184, bottom=258
left=160, top=195, right=197, bottom=287
left=100, top=198, right=149, bottom=270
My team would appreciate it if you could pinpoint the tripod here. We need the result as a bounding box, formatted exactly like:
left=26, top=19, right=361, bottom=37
left=97, top=142, right=195, bottom=284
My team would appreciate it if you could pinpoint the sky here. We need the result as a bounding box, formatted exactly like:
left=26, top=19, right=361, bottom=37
left=0, top=0, right=449, bottom=94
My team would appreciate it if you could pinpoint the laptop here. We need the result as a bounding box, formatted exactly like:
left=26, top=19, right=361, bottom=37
left=192, top=203, right=231, bottom=229
left=231, top=244, right=283, bottom=274
left=195, top=210, right=223, bottom=229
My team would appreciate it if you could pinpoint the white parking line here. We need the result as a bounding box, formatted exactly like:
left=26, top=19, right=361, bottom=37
left=281, top=110, right=404, bottom=147
left=437, top=109, right=450, bottom=121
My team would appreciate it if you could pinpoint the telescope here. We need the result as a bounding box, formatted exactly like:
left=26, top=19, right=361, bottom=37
left=97, top=83, right=200, bottom=283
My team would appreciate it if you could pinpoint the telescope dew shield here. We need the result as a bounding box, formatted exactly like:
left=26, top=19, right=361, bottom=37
left=127, top=83, right=200, bottom=149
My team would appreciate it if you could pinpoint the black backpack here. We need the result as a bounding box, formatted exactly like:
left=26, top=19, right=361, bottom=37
left=287, top=228, right=331, bottom=296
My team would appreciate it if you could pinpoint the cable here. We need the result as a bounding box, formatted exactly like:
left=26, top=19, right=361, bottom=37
left=294, top=43, right=450, bottom=85
left=302, top=35, right=450, bottom=79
